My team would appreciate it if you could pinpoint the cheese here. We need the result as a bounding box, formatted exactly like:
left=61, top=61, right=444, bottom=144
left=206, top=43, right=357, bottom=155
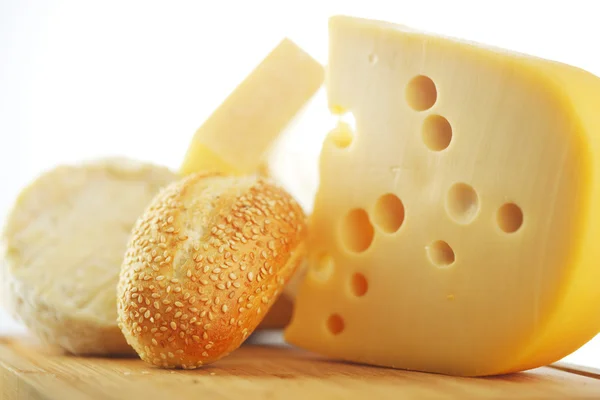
left=180, top=38, right=324, bottom=176
left=285, top=16, right=600, bottom=376
left=0, top=158, right=176, bottom=354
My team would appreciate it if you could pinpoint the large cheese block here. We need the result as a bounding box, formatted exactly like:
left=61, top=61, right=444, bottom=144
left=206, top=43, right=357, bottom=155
left=285, top=16, right=600, bottom=376
left=180, top=38, right=324, bottom=177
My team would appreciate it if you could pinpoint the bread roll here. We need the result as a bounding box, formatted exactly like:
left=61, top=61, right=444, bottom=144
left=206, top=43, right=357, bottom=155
left=0, top=158, right=176, bottom=354
left=117, top=173, right=306, bottom=368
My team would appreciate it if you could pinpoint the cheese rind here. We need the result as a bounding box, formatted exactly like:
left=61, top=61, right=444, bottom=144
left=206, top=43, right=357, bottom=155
left=0, top=158, right=176, bottom=354
left=285, top=16, right=600, bottom=376
left=180, top=38, right=324, bottom=176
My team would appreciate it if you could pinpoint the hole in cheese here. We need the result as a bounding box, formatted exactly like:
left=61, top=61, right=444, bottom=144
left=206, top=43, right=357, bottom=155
left=373, top=193, right=405, bottom=233
left=426, top=240, right=455, bottom=267
left=327, top=314, right=345, bottom=335
left=422, top=114, right=452, bottom=151
left=311, top=253, right=335, bottom=282
left=351, top=273, right=368, bottom=297
left=497, top=203, right=523, bottom=233
left=406, top=75, right=437, bottom=111
left=446, top=183, right=479, bottom=224
left=340, top=209, right=374, bottom=253
left=327, top=107, right=357, bottom=149
left=328, top=122, right=354, bottom=149
left=368, top=53, right=378, bottom=65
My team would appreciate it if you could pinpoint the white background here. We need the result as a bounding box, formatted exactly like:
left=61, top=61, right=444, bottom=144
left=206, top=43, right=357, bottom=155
left=1, top=0, right=599, bottom=368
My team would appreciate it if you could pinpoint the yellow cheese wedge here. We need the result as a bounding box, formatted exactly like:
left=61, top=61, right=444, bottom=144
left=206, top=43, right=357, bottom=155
left=180, top=38, right=324, bottom=176
left=285, top=15, right=600, bottom=376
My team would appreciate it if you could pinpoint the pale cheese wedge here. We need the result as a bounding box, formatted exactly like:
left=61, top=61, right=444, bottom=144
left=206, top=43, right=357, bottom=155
left=286, top=16, right=600, bottom=376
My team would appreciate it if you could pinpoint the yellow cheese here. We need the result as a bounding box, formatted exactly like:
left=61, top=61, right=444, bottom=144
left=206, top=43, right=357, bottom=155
left=180, top=38, right=324, bottom=176
left=285, top=16, right=600, bottom=376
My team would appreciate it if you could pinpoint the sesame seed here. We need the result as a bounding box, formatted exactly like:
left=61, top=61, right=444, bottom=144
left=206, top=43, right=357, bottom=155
left=170, top=322, right=177, bottom=330
left=222, top=305, right=228, bottom=313
left=152, top=338, right=158, bottom=346
left=175, top=302, right=184, bottom=308
left=248, top=272, right=254, bottom=282
left=156, top=276, right=165, bottom=281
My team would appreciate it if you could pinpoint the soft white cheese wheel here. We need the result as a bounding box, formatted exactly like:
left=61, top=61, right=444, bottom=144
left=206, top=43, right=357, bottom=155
left=0, top=158, right=176, bottom=354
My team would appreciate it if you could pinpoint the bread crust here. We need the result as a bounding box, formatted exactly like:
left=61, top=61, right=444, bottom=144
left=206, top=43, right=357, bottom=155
left=117, top=173, right=306, bottom=368
left=1, top=158, right=176, bottom=354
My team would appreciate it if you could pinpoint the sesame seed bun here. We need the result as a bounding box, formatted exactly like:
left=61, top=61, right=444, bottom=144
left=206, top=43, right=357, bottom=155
left=0, top=157, right=176, bottom=354
left=117, top=173, right=307, bottom=368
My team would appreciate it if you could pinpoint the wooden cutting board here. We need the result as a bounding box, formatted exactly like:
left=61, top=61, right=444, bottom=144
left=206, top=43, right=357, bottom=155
left=1, top=334, right=600, bottom=400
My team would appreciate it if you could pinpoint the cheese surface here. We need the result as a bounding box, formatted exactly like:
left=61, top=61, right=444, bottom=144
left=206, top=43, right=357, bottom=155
left=180, top=38, right=324, bottom=176
left=285, top=16, right=600, bottom=376
left=0, top=158, right=176, bottom=354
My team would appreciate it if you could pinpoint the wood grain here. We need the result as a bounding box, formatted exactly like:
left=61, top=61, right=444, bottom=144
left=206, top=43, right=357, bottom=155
left=1, top=335, right=599, bottom=400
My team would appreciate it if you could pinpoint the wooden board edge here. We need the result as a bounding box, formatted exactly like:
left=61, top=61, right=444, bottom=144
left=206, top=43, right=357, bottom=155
left=549, top=362, right=600, bottom=380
